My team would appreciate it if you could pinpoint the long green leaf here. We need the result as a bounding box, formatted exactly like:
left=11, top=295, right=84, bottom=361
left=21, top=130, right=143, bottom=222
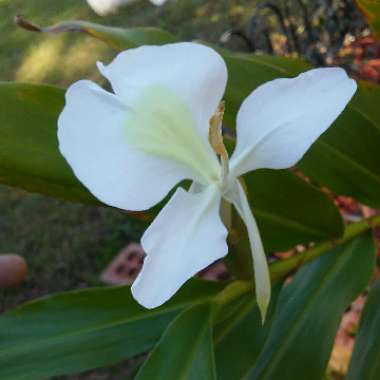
left=0, top=82, right=94, bottom=203
left=135, top=302, right=216, bottom=380
left=214, top=285, right=281, bottom=380
left=346, top=277, right=380, bottom=380
left=0, top=280, right=223, bottom=380
left=246, top=233, right=375, bottom=380
left=246, top=169, right=344, bottom=252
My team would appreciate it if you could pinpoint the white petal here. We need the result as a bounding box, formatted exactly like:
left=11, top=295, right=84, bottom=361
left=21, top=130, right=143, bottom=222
left=224, top=180, right=271, bottom=322
left=97, top=42, right=228, bottom=145
left=131, top=185, right=228, bottom=308
left=86, top=0, right=137, bottom=15
left=230, top=68, right=357, bottom=176
left=58, top=80, right=194, bottom=211
left=149, top=0, right=167, bottom=5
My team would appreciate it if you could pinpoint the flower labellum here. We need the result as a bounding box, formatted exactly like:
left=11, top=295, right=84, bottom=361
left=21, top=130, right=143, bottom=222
left=58, top=42, right=357, bottom=321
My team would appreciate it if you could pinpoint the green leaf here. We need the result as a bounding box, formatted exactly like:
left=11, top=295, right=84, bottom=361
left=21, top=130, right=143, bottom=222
left=246, top=233, right=376, bottom=380
left=356, top=0, right=380, bottom=41
left=135, top=302, right=216, bottom=380
left=246, top=169, right=344, bottom=252
left=0, top=82, right=95, bottom=203
left=214, top=285, right=281, bottom=380
left=346, top=277, right=380, bottom=380
left=0, top=280, right=223, bottom=380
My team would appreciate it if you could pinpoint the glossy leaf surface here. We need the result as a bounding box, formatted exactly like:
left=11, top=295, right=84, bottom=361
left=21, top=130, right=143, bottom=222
left=0, top=82, right=94, bottom=203
left=246, top=169, right=344, bottom=252
left=0, top=280, right=223, bottom=380
left=214, top=285, right=281, bottom=380
left=136, top=302, right=216, bottom=380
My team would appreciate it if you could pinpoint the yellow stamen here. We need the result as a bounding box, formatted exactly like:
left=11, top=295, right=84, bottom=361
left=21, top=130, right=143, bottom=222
left=209, top=101, right=229, bottom=186
left=209, top=101, right=228, bottom=160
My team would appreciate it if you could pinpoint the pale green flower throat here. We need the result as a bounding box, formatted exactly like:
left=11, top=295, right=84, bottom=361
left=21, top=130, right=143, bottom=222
left=124, top=85, right=227, bottom=186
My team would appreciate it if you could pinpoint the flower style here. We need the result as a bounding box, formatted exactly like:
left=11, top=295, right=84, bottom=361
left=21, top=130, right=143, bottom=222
left=58, top=42, right=356, bottom=320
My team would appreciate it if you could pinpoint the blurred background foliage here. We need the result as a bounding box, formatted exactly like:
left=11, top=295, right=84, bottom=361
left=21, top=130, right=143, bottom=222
left=0, top=0, right=378, bottom=379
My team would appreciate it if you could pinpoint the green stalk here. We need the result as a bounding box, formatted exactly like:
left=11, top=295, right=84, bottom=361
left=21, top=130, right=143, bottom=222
left=270, top=213, right=380, bottom=282
left=216, top=214, right=380, bottom=311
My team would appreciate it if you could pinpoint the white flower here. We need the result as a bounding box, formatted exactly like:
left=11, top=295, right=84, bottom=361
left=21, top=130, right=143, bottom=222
left=87, top=0, right=166, bottom=16
left=58, top=42, right=356, bottom=320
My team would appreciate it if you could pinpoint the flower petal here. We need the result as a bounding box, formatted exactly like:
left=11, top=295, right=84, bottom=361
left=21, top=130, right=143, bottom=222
left=224, top=180, right=271, bottom=322
left=97, top=42, right=228, bottom=144
left=131, top=185, right=228, bottom=308
left=58, top=80, right=194, bottom=211
left=230, top=68, right=357, bottom=176
left=150, top=0, right=167, bottom=5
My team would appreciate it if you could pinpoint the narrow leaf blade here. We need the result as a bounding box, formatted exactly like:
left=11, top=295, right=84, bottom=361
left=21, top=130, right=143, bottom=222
left=246, top=169, right=344, bottom=251
left=0, top=82, right=95, bottom=203
left=0, top=280, right=223, bottom=380
left=214, top=285, right=281, bottom=380
left=135, top=302, right=217, bottom=380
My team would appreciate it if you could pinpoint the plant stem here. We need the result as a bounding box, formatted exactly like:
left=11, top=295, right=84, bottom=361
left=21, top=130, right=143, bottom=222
left=270, top=213, right=380, bottom=282
left=214, top=280, right=251, bottom=307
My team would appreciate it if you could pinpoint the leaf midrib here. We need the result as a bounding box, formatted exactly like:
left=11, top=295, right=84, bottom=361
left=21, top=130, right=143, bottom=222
left=0, top=296, right=214, bottom=358
left=179, top=314, right=215, bottom=380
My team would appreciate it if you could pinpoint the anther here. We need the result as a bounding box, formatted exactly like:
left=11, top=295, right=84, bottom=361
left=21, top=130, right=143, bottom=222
left=209, top=101, right=229, bottom=187
left=209, top=101, right=228, bottom=161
